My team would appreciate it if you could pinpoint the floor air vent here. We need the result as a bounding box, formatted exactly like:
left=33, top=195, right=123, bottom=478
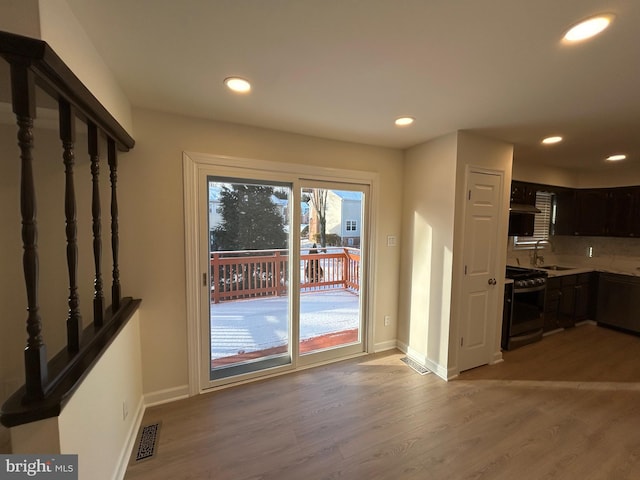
left=400, top=357, right=430, bottom=375
left=134, top=422, right=161, bottom=462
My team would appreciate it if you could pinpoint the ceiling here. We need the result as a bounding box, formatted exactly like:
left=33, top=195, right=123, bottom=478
left=66, top=0, right=640, bottom=172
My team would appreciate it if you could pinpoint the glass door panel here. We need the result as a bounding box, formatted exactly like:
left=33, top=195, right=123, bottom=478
left=298, top=185, right=367, bottom=364
left=208, top=177, right=292, bottom=380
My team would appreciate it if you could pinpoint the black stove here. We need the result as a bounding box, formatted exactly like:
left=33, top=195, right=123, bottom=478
left=506, top=266, right=547, bottom=291
left=502, top=266, right=547, bottom=350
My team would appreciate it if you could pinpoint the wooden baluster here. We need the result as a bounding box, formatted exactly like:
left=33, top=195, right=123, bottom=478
left=59, top=100, right=82, bottom=353
left=88, top=123, right=104, bottom=327
left=108, top=138, right=121, bottom=310
left=212, top=253, right=220, bottom=304
left=11, top=62, right=48, bottom=400
left=274, top=251, right=281, bottom=296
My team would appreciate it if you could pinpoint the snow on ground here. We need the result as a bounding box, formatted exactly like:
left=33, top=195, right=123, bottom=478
left=210, top=290, right=359, bottom=359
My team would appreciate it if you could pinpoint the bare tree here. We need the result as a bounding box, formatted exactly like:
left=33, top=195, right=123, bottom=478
left=309, top=188, right=328, bottom=247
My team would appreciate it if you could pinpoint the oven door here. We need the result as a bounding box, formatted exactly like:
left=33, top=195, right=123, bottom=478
left=510, top=284, right=545, bottom=336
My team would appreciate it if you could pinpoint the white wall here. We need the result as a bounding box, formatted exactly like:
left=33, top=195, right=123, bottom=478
left=575, top=164, right=640, bottom=188
left=0, top=0, right=40, bottom=37
left=37, top=0, right=134, bottom=136
left=449, top=131, right=513, bottom=373
left=398, top=132, right=458, bottom=370
left=398, top=131, right=513, bottom=378
left=119, top=107, right=403, bottom=395
left=58, top=310, right=144, bottom=480
left=512, top=159, right=640, bottom=189
left=512, top=160, right=577, bottom=187
left=10, top=310, right=144, bottom=480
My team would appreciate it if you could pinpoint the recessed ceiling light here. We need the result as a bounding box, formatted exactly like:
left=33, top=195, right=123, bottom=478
left=224, top=77, right=251, bottom=93
left=395, top=116, right=415, bottom=127
left=606, top=154, right=627, bottom=161
left=542, top=136, right=563, bottom=145
left=563, top=14, right=614, bottom=43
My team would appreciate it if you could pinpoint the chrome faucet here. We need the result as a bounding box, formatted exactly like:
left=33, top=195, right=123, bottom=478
left=532, top=239, right=552, bottom=266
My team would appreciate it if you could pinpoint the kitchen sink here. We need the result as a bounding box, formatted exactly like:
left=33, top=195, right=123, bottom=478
left=539, top=265, right=574, bottom=271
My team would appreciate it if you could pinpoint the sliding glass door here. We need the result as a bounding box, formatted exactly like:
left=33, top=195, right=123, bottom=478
left=208, top=177, right=292, bottom=380
left=297, top=182, right=367, bottom=366
left=194, top=161, right=370, bottom=389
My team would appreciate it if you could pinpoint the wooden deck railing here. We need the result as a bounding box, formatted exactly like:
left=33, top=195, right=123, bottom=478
left=210, top=247, right=360, bottom=303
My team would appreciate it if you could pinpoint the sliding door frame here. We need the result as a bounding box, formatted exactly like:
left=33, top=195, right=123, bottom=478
left=296, top=180, right=369, bottom=367
left=183, top=152, right=379, bottom=395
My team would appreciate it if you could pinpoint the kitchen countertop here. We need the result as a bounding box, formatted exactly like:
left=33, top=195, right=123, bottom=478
left=533, top=266, right=594, bottom=277
left=507, top=255, right=640, bottom=278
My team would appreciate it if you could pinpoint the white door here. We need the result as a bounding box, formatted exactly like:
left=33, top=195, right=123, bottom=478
left=458, top=170, right=502, bottom=372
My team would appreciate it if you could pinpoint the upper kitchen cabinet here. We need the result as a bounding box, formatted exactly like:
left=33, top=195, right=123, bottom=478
left=510, top=181, right=640, bottom=238
left=551, top=188, right=575, bottom=236
left=510, top=181, right=536, bottom=205
left=608, top=187, right=640, bottom=237
left=508, top=181, right=537, bottom=236
left=573, top=189, right=609, bottom=236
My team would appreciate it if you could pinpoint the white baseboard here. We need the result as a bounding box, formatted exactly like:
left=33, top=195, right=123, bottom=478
left=373, top=340, right=398, bottom=352
left=144, top=385, right=190, bottom=408
left=425, top=358, right=450, bottom=381
left=576, top=319, right=597, bottom=326
left=114, top=396, right=145, bottom=480
left=490, top=350, right=504, bottom=365
left=396, top=342, right=450, bottom=381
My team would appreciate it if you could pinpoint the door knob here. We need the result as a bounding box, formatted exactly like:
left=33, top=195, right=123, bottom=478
left=488, top=278, right=497, bottom=285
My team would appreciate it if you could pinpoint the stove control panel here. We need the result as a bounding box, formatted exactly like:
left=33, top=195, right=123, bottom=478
left=514, top=277, right=546, bottom=289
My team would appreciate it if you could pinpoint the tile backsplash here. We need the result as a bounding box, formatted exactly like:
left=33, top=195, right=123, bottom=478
left=507, top=235, right=640, bottom=275
left=551, top=235, right=640, bottom=258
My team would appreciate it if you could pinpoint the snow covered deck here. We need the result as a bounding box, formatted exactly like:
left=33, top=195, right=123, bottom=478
left=210, top=289, right=360, bottom=364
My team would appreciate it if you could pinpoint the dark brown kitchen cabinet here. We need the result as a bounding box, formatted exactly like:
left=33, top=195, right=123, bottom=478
left=573, top=189, right=609, bottom=236
left=510, top=181, right=536, bottom=205
left=608, top=187, right=640, bottom=237
left=597, top=273, right=640, bottom=333
left=553, top=186, right=640, bottom=237
left=508, top=213, right=535, bottom=236
left=543, top=277, right=562, bottom=332
left=574, top=273, right=596, bottom=322
left=509, top=181, right=537, bottom=236
left=512, top=181, right=640, bottom=238
left=543, top=272, right=595, bottom=332
left=552, top=189, right=575, bottom=236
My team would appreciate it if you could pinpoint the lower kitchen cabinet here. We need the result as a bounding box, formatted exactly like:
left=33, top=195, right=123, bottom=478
left=544, top=272, right=595, bottom=332
left=544, top=278, right=562, bottom=332
left=597, top=273, right=640, bottom=333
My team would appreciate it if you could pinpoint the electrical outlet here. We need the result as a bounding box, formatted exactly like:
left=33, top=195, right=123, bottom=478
left=122, top=400, right=128, bottom=420
left=384, top=315, right=391, bottom=326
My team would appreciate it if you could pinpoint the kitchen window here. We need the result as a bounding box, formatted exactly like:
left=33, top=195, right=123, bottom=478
left=513, top=191, right=553, bottom=248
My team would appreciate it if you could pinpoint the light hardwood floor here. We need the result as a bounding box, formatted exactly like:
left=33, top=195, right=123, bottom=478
left=125, top=324, right=640, bottom=479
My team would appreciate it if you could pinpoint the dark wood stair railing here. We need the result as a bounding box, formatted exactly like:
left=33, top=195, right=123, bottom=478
left=0, top=30, right=139, bottom=428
